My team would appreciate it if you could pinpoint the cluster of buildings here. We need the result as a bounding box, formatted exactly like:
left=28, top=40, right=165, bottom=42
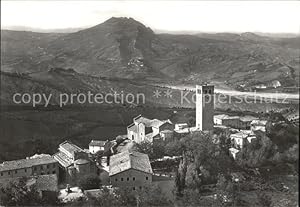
left=0, top=84, right=270, bottom=198
left=0, top=139, right=168, bottom=195
left=214, top=114, right=267, bottom=160
left=127, top=115, right=174, bottom=143
left=214, top=113, right=268, bottom=159
left=214, top=114, right=267, bottom=131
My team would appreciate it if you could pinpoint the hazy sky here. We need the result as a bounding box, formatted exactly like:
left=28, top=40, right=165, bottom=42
left=1, top=1, right=300, bottom=33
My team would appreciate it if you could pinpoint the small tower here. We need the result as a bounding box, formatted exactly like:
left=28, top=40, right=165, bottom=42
left=196, top=85, right=214, bottom=131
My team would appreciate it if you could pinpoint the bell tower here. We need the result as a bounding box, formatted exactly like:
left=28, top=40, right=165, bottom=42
left=196, top=85, right=214, bottom=131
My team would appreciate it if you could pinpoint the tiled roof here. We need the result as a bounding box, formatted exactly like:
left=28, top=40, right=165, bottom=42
left=150, top=119, right=165, bottom=128
left=214, top=114, right=240, bottom=120
left=109, top=151, right=153, bottom=176
left=127, top=123, right=138, bottom=132
left=239, top=116, right=258, bottom=122
left=89, top=140, right=108, bottom=147
left=59, top=141, right=83, bottom=155
left=53, top=151, right=73, bottom=168
left=74, top=159, right=90, bottom=165
left=215, top=114, right=259, bottom=122
left=133, top=115, right=172, bottom=128
left=214, top=114, right=230, bottom=120
left=0, top=155, right=57, bottom=172
left=160, top=129, right=173, bottom=133
left=133, top=115, right=153, bottom=127
left=227, top=116, right=240, bottom=120
left=116, top=134, right=127, bottom=140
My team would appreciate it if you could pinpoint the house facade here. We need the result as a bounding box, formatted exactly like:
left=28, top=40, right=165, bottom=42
left=89, top=140, right=108, bottom=154
left=214, top=114, right=258, bottom=130
left=109, top=151, right=153, bottom=190
left=0, top=155, right=59, bottom=179
left=250, top=120, right=268, bottom=132
left=230, top=131, right=257, bottom=150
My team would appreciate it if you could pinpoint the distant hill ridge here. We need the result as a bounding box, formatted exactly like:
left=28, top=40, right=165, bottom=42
left=1, top=17, right=299, bottom=90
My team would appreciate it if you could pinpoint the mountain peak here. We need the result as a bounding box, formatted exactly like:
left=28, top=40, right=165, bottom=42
left=104, top=17, right=140, bottom=24
left=101, top=17, right=147, bottom=29
left=90, top=16, right=153, bottom=35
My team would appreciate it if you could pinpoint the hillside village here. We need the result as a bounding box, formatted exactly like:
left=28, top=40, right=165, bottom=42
left=1, top=84, right=292, bottom=206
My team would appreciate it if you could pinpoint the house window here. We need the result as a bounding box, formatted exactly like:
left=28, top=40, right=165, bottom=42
left=133, top=177, right=135, bottom=181
left=33, top=166, right=37, bottom=171
left=127, top=177, right=129, bottom=181
left=24, top=169, right=27, bottom=173
left=133, top=187, right=135, bottom=190
left=0, top=172, right=3, bottom=176
left=146, top=176, right=148, bottom=180
left=15, top=170, right=17, bottom=174
left=121, top=178, right=123, bottom=181
left=53, top=163, right=56, bottom=168
left=47, top=165, right=49, bottom=169
left=8, top=171, right=10, bottom=175
left=197, top=89, right=201, bottom=94
left=115, top=178, right=118, bottom=182
left=40, top=166, right=43, bottom=170
left=52, top=171, right=56, bottom=174
left=132, top=135, right=134, bottom=140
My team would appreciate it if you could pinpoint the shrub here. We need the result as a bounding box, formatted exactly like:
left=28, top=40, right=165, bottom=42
left=78, top=173, right=101, bottom=190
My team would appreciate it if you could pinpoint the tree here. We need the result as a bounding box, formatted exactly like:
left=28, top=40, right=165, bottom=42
left=257, top=191, right=272, bottom=207
left=235, top=132, right=278, bottom=167
left=175, top=132, right=237, bottom=197
left=216, top=174, right=244, bottom=206
left=138, top=185, right=173, bottom=207
left=93, top=186, right=124, bottom=207
left=0, top=178, right=41, bottom=206
left=135, top=141, right=165, bottom=160
left=179, top=188, right=220, bottom=206
left=78, top=173, right=101, bottom=191
left=165, top=140, right=183, bottom=157
left=266, top=120, right=299, bottom=152
left=152, top=142, right=165, bottom=159
left=89, top=185, right=173, bottom=207
left=135, top=141, right=153, bottom=156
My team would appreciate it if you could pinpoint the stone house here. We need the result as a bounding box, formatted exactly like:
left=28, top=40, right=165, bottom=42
left=109, top=151, right=153, bottom=190
left=53, top=141, right=97, bottom=185
left=0, top=154, right=59, bottom=180
left=89, top=140, right=108, bottom=154
left=214, top=114, right=258, bottom=130
left=250, top=120, right=268, bottom=132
